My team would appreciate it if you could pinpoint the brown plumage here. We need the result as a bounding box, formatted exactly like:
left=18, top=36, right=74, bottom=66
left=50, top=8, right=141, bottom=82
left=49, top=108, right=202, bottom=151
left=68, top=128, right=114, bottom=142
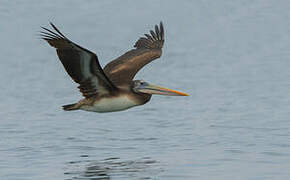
left=104, top=22, right=164, bottom=86
left=40, top=22, right=187, bottom=113
left=41, top=23, right=117, bottom=98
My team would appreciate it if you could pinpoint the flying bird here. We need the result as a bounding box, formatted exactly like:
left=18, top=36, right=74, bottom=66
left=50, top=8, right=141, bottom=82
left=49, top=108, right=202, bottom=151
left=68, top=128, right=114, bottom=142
left=41, top=22, right=188, bottom=113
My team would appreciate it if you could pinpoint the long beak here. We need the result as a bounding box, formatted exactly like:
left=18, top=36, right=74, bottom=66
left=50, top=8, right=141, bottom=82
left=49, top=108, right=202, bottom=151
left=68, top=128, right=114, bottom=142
left=138, top=83, right=189, bottom=96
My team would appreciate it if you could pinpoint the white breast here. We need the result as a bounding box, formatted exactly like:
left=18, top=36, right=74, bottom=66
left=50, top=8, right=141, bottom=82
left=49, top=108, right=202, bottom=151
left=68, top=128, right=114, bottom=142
left=80, top=96, right=138, bottom=112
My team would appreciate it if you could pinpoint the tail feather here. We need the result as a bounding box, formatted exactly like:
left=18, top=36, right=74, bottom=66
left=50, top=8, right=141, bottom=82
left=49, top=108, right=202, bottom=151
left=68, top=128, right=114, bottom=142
left=62, top=103, right=79, bottom=111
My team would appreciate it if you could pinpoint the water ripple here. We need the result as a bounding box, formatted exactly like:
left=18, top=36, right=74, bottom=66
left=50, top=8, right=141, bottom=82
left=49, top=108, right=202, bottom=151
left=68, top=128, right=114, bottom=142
left=65, top=157, right=160, bottom=180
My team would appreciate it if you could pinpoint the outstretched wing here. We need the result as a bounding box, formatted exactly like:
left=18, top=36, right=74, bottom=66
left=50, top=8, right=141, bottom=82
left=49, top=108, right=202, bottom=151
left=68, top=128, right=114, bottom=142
left=103, top=22, right=164, bottom=86
left=41, top=23, right=117, bottom=98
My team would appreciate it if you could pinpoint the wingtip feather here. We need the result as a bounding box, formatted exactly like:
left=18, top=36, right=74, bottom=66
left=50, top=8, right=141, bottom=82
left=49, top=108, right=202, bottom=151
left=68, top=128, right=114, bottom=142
left=134, top=21, right=165, bottom=49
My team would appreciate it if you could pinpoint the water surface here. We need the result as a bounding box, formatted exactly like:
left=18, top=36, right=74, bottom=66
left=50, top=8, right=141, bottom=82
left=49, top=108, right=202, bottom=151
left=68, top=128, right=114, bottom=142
left=1, top=0, right=290, bottom=179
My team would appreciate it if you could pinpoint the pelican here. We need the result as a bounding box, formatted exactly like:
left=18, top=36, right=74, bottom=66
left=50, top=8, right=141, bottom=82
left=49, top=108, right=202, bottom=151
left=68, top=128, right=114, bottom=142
left=41, top=22, right=188, bottom=113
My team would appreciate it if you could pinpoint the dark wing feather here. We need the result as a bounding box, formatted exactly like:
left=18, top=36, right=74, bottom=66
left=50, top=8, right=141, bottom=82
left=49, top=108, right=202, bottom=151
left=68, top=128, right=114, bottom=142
left=41, top=23, right=117, bottom=97
left=103, top=22, right=164, bottom=86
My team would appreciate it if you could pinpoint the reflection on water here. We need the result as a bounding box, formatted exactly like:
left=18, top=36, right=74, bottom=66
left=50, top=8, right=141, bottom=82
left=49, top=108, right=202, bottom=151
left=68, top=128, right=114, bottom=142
left=65, top=157, right=158, bottom=180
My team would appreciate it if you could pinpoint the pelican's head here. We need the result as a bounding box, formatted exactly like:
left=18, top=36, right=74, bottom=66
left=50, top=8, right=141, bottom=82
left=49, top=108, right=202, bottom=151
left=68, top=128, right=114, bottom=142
left=132, top=80, right=189, bottom=96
